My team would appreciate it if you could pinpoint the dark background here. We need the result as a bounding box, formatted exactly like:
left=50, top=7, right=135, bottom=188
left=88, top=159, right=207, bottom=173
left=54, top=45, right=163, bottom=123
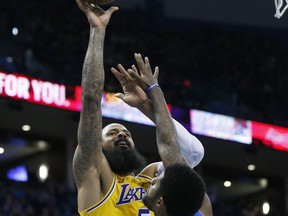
left=0, top=0, right=288, bottom=215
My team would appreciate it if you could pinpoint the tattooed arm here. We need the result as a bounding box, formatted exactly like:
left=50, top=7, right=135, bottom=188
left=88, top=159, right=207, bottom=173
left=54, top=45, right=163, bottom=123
left=130, top=53, right=187, bottom=167
left=111, top=64, right=204, bottom=169
left=73, top=0, right=118, bottom=211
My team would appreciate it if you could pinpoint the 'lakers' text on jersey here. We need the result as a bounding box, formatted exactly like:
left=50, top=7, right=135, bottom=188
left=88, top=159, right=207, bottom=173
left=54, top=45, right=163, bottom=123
left=79, top=173, right=155, bottom=216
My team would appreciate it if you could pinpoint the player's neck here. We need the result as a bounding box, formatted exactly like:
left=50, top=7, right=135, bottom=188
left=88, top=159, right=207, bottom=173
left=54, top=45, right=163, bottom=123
left=116, top=172, right=135, bottom=177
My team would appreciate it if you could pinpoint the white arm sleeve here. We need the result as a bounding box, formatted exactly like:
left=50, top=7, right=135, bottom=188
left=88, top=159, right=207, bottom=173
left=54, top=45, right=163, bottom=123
left=157, top=118, right=204, bottom=175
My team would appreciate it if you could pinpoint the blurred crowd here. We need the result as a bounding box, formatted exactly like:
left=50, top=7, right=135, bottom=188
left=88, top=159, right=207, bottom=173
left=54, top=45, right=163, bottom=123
left=0, top=178, right=283, bottom=216
left=1, top=0, right=288, bottom=127
left=0, top=180, right=77, bottom=216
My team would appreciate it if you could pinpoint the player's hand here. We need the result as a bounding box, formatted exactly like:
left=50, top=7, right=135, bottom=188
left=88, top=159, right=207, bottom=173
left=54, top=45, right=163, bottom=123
left=111, top=64, right=149, bottom=108
left=76, top=0, right=118, bottom=29
left=128, top=53, right=159, bottom=93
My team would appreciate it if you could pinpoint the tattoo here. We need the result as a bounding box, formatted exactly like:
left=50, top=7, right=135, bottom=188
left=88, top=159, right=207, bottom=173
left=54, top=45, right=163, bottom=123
left=161, top=142, right=182, bottom=164
left=150, top=89, right=183, bottom=166
left=73, top=28, right=106, bottom=186
left=73, top=145, right=93, bottom=183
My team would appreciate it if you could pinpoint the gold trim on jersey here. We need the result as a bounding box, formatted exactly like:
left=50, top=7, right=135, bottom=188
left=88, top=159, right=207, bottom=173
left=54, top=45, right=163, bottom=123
left=136, top=174, right=153, bottom=181
left=86, top=174, right=117, bottom=213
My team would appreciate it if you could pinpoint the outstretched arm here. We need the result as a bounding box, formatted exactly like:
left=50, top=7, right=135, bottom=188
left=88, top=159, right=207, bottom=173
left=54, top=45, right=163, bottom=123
left=72, top=0, right=118, bottom=211
left=111, top=63, right=204, bottom=169
left=130, top=54, right=212, bottom=216
left=130, top=53, right=186, bottom=167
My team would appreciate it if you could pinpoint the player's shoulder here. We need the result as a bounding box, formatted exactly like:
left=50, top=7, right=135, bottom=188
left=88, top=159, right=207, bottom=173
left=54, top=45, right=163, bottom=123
left=138, top=162, right=162, bottom=178
left=199, top=193, right=213, bottom=216
left=194, top=211, right=205, bottom=216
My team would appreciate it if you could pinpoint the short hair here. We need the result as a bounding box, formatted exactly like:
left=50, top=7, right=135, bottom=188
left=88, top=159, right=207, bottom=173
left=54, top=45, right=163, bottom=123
left=159, top=163, right=205, bottom=216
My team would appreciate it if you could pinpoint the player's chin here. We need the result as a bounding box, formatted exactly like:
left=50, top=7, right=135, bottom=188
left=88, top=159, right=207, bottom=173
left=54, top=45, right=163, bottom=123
left=116, top=145, right=130, bottom=150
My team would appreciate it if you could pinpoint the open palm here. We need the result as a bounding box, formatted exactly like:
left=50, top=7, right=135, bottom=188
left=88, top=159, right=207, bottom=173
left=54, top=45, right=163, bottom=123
left=111, top=64, right=149, bottom=108
left=76, top=0, right=118, bottom=29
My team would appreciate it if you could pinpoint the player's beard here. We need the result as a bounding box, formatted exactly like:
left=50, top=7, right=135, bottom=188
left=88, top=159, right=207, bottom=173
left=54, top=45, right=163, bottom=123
left=103, top=147, right=146, bottom=175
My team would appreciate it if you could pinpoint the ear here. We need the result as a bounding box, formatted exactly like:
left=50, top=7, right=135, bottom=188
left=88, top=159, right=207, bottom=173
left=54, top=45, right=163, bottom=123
left=156, top=197, right=168, bottom=215
left=156, top=196, right=164, bottom=207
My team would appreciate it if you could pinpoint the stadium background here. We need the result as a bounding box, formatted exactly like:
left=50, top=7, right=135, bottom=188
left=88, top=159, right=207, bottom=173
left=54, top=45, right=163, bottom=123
left=0, top=0, right=288, bottom=215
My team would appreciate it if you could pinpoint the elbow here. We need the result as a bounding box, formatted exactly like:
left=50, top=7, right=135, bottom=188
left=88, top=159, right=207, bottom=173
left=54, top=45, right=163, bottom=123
left=198, top=144, right=205, bottom=162
left=197, top=140, right=205, bottom=159
left=188, top=136, right=205, bottom=167
left=193, top=144, right=204, bottom=167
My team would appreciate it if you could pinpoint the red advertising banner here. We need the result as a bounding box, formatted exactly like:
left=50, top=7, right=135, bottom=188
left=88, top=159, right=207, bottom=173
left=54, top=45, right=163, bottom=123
left=0, top=71, right=82, bottom=111
left=252, top=121, right=288, bottom=152
left=1, top=71, right=288, bottom=152
left=0, top=71, right=153, bottom=126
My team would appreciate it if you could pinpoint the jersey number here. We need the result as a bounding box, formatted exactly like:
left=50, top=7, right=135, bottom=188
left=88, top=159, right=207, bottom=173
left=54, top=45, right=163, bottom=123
left=138, top=208, right=151, bottom=216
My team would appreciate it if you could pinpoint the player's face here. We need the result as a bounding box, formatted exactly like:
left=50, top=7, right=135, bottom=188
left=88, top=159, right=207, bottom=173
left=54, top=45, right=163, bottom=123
left=143, top=172, right=164, bottom=211
left=102, top=123, right=135, bottom=151
left=102, top=123, right=145, bottom=175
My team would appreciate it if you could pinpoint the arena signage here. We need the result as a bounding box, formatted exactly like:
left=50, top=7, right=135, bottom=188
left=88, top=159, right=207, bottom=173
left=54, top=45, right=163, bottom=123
left=190, top=109, right=288, bottom=152
left=252, top=121, right=288, bottom=152
left=190, top=109, right=252, bottom=144
left=0, top=71, right=153, bottom=125
left=1, top=71, right=287, bottom=151
left=0, top=71, right=81, bottom=111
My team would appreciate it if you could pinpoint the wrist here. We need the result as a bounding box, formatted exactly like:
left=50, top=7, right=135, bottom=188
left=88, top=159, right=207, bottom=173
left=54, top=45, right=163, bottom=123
left=90, top=27, right=106, bottom=37
left=146, top=84, right=160, bottom=94
left=147, top=84, right=163, bottom=100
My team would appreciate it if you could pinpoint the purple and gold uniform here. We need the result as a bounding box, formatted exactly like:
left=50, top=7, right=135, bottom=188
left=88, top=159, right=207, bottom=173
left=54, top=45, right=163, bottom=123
left=79, top=173, right=155, bottom=216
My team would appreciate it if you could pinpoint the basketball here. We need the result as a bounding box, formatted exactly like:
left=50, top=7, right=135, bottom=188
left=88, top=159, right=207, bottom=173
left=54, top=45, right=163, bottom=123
left=88, top=0, right=116, bottom=5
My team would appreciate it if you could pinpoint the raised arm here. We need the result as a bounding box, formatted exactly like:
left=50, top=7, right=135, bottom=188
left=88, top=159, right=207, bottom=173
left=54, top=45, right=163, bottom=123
left=111, top=63, right=204, bottom=169
left=130, top=53, right=186, bottom=167
left=72, top=0, right=118, bottom=211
